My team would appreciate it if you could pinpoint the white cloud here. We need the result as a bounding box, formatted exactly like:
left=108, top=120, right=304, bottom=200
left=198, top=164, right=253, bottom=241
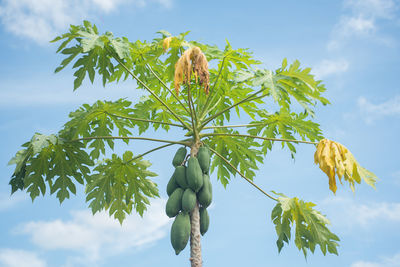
left=312, top=59, right=350, bottom=79
left=0, top=0, right=172, bottom=45
left=321, top=197, right=400, bottom=228
left=0, top=249, right=46, bottom=267
left=357, top=95, right=400, bottom=123
left=16, top=199, right=170, bottom=264
left=351, top=252, right=400, bottom=267
left=328, top=0, right=399, bottom=50
left=344, top=0, right=398, bottom=19
left=0, top=192, right=27, bottom=212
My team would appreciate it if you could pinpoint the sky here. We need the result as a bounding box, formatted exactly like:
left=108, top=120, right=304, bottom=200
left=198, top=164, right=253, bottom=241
left=0, top=0, right=399, bottom=266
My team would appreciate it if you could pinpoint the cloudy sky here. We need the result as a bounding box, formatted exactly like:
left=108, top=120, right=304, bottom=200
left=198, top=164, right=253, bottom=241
left=0, top=0, right=399, bottom=266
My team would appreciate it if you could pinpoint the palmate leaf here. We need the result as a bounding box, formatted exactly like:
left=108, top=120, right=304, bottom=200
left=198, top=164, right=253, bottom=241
left=53, top=20, right=131, bottom=89
left=232, top=59, right=329, bottom=117
left=8, top=133, right=93, bottom=203
left=61, top=99, right=134, bottom=159
left=207, top=128, right=263, bottom=187
left=247, top=109, right=323, bottom=155
left=271, top=193, right=340, bottom=257
left=314, top=139, right=378, bottom=193
left=85, top=151, right=159, bottom=224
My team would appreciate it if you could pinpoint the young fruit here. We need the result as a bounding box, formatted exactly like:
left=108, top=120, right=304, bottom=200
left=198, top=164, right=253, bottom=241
left=199, top=206, right=210, bottom=236
left=173, top=166, right=188, bottom=189
left=166, top=188, right=184, bottom=218
left=186, top=157, right=203, bottom=192
left=197, top=146, right=210, bottom=173
left=197, top=174, right=212, bottom=208
left=170, top=212, right=191, bottom=255
left=172, top=147, right=187, bottom=167
left=166, top=174, right=178, bottom=197
left=182, top=188, right=197, bottom=212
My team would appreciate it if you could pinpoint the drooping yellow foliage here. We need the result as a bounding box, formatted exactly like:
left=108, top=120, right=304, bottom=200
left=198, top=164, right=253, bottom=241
left=174, top=46, right=209, bottom=95
left=162, top=37, right=172, bottom=52
left=314, top=139, right=378, bottom=194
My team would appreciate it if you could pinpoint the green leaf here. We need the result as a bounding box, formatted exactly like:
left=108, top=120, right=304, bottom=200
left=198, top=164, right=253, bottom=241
left=271, top=193, right=340, bottom=257
left=61, top=99, right=134, bottom=159
left=208, top=128, right=263, bottom=187
left=8, top=133, right=93, bottom=202
left=247, top=109, right=323, bottom=155
left=85, top=151, right=159, bottom=224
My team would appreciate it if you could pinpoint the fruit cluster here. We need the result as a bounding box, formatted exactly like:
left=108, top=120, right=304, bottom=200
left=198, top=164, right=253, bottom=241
left=166, top=146, right=212, bottom=255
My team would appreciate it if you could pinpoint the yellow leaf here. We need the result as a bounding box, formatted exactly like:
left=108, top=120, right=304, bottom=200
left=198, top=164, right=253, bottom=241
left=330, top=142, right=345, bottom=180
left=162, top=37, right=172, bottom=52
left=314, top=139, right=325, bottom=164
left=314, top=139, right=378, bottom=194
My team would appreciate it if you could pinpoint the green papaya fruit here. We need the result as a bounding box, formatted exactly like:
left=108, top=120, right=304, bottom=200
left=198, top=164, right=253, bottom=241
left=197, top=146, right=210, bottom=173
left=186, top=157, right=204, bottom=192
left=172, top=147, right=187, bottom=167
left=197, top=174, right=212, bottom=208
left=166, top=188, right=184, bottom=218
left=166, top=174, right=178, bottom=197
left=173, top=166, right=188, bottom=189
left=199, top=207, right=210, bottom=236
left=182, top=188, right=197, bottom=212
left=170, top=212, right=191, bottom=255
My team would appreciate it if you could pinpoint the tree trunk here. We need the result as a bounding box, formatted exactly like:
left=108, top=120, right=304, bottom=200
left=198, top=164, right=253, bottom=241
left=190, top=202, right=202, bottom=266
left=189, top=141, right=202, bottom=267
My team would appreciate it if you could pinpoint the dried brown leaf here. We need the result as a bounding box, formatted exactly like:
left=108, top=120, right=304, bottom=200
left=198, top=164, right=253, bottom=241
left=174, top=46, right=209, bottom=95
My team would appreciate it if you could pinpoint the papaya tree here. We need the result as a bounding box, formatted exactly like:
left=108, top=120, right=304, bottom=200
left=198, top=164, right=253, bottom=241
left=8, top=21, right=378, bottom=266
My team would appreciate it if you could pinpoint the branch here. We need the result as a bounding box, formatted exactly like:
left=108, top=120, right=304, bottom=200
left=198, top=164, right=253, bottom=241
left=201, top=133, right=318, bottom=145
left=144, top=62, right=190, bottom=115
left=199, top=88, right=266, bottom=129
left=108, top=51, right=192, bottom=130
left=187, top=85, right=199, bottom=140
left=203, top=122, right=268, bottom=129
left=199, top=56, right=227, bottom=119
left=208, top=147, right=277, bottom=201
left=70, top=135, right=190, bottom=146
left=130, top=143, right=175, bottom=162
left=106, top=112, right=184, bottom=128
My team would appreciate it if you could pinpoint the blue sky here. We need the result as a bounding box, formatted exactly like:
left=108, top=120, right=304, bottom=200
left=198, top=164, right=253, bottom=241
left=0, top=0, right=399, bottom=266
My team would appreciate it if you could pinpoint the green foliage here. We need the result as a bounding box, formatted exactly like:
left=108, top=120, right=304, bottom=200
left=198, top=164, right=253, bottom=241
left=85, top=151, right=158, bottom=224
left=7, top=21, right=353, bottom=259
left=271, top=192, right=340, bottom=257
left=208, top=128, right=264, bottom=187
left=61, top=99, right=134, bottom=159
left=8, top=133, right=93, bottom=203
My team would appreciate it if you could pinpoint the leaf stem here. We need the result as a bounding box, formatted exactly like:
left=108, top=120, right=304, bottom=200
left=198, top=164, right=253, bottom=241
left=203, top=122, right=268, bottom=129
left=143, top=61, right=191, bottom=115
left=201, top=133, right=318, bottom=145
left=199, top=88, right=266, bottom=130
left=70, top=136, right=190, bottom=146
left=199, top=56, right=227, bottom=119
left=187, top=85, right=199, bottom=140
left=106, top=112, right=184, bottom=128
left=208, top=147, right=278, bottom=201
left=108, top=50, right=191, bottom=130
left=126, top=143, right=176, bottom=164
